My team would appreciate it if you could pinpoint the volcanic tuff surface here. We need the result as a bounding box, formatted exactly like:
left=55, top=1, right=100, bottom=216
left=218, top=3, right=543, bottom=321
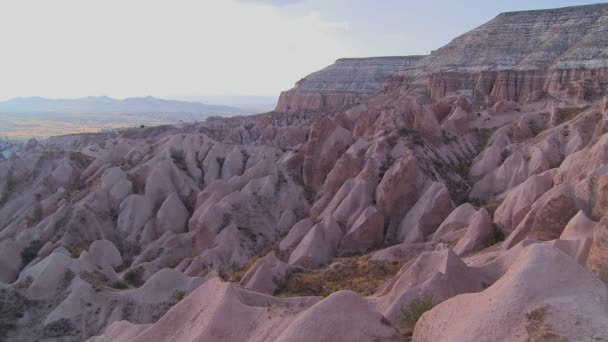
left=412, top=4, right=608, bottom=73
left=276, top=56, right=424, bottom=112
left=2, top=3, right=608, bottom=342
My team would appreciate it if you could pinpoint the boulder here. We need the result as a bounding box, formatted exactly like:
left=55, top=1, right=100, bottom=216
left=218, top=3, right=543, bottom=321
left=375, top=249, right=485, bottom=322
left=493, top=171, right=555, bottom=232
left=560, top=210, right=596, bottom=240
left=397, top=182, right=455, bottom=243
left=377, top=154, right=426, bottom=234
left=413, top=244, right=608, bottom=342
left=339, top=205, right=384, bottom=255
left=432, top=203, right=477, bottom=241
left=278, top=218, right=314, bottom=254
left=156, top=193, right=189, bottom=234
left=503, top=185, right=579, bottom=249
left=453, top=208, right=493, bottom=255
left=275, top=291, right=396, bottom=342
left=288, top=216, right=343, bottom=269
left=302, top=118, right=354, bottom=189
left=88, top=240, right=122, bottom=268
left=240, top=252, right=297, bottom=295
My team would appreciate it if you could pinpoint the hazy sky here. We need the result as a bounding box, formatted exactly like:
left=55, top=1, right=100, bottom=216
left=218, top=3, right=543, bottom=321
left=0, top=0, right=601, bottom=101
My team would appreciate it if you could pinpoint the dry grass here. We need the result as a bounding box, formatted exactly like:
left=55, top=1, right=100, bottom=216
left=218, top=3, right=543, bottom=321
left=66, top=242, right=89, bottom=258
left=526, top=306, right=566, bottom=342
left=397, top=294, right=436, bottom=336
left=221, top=243, right=279, bottom=283
left=555, top=106, right=591, bottom=125
left=275, top=256, right=403, bottom=297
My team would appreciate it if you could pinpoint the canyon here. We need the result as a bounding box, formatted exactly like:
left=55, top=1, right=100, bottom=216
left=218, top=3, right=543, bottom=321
left=1, top=3, right=608, bottom=342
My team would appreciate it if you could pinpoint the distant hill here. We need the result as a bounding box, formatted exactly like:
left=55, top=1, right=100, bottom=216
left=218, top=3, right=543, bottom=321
left=0, top=96, right=245, bottom=118
left=171, top=94, right=278, bottom=113
left=0, top=96, right=248, bottom=139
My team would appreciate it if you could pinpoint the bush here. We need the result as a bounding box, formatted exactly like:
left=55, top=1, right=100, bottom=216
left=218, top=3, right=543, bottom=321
left=20, top=240, right=42, bottom=265
left=468, top=197, right=486, bottom=208
left=111, top=281, right=128, bottom=290
left=63, top=269, right=75, bottom=283
left=488, top=225, right=506, bottom=246
left=123, top=268, right=144, bottom=287
left=174, top=290, right=186, bottom=302
left=275, top=257, right=402, bottom=297
left=399, top=294, right=436, bottom=336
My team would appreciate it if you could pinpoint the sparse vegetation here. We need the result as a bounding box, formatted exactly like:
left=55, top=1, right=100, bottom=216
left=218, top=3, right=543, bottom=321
left=171, top=149, right=188, bottom=171
left=468, top=197, right=486, bottom=208
left=527, top=120, right=542, bottom=136
left=221, top=243, right=279, bottom=283
left=488, top=224, right=506, bottom=246
left=555, top=106, right=591, bottom=125
left=66, top=242, right=89, bottom=258
left=526, top=306, right=566, bottom=342
left=111, top=281, right=129, bottom=290
left=20, top=239, right=42, bottom=265
left=398, top=127, right=425, bottom=146
left=13, top=276, right=33, bottom=290
left=123, top=267, right=144, bottom=287
left=0, top=288, right=30, bottom=339
left=275, top=256, right=402, bottom=297
left=174, top=290, right=186, bottom=302
left=42, top=318, right=77, bottom=338
left=398, top=293, right=436, bottom=336
left=63, top=269, right=75, bottom=283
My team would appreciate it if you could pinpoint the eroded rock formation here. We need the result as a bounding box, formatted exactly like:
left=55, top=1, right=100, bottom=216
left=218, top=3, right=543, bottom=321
left=2, top=3, right=608, bottom=342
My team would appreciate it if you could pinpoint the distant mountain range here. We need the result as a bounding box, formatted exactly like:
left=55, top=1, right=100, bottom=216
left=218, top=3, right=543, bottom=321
left=0, top=96, right=253, bottom=139
left=170, top=94, right=278, bottom=113
left=0, top=96, right=246, bottom=118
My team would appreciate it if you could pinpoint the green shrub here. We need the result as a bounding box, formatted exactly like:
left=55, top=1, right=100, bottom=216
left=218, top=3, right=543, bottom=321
left=488, top=225, right=506, bottom=246
left=20, top=240, right=42, bottom=265
left=123, top=268, right=144, bottom=287
left=174, top=290, right=186, bottom=302
left=399, top=294, right=436, bottom=336
left=111, top=281, right=128, bottom=290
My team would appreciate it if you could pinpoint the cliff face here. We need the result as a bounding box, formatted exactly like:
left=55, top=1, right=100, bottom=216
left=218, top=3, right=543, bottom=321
left=275, top=56, right=424, bottom=112
left=412, top=4, right=608, bottom=73
left=426, top=67, right=608, bottom=102
left=409, top=3, right=608, bottom=102
left=278, top=4, right=608, bottom=111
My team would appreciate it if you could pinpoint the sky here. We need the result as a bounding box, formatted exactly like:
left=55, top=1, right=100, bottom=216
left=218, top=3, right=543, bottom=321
left=0, top=0, right=602, bottom=101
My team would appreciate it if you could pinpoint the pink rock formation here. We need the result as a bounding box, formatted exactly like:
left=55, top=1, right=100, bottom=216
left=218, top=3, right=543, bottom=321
left=1, top=4, right=608, bottom=342
left=413, top=244, right=608, bottom=342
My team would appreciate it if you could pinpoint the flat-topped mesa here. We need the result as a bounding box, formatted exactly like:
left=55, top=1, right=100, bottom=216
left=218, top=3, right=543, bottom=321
left=407, top=3, right=608, bottom=102
left=275, top=56, right=425, bottom=112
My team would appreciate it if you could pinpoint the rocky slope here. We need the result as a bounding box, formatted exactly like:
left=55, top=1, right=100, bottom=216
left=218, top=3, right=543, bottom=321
left=276, top=56, right=424, bottom=112
left=406, top=4, right=608, bottom=103
left=2, top=3, right=608, bottom=342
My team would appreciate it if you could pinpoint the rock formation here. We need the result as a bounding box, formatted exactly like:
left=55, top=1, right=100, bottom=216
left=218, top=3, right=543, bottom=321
left=1, top=3, right=608, bottom=342
left=276, top=56, right=424, bottom=112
